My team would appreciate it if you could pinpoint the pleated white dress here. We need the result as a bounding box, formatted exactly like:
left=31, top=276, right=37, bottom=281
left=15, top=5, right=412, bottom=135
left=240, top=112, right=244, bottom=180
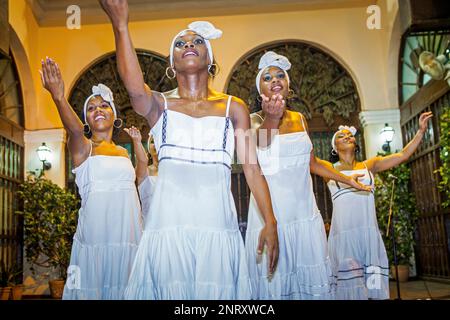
left=63, top=145, right=143, bottom=300
left=138, top=175, right=157, bottom=226
left=245, top=113, right=333, bottom=300
left=124, top=95, right=251, bottom=300
left=327, top=164, right=389, bottom=300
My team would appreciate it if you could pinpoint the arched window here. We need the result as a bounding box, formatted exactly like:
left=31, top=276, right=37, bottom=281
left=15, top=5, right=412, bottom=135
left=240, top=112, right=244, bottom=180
left=67, top=50, right=176, bottom=190
left=226, top=41, right=364, bottom=230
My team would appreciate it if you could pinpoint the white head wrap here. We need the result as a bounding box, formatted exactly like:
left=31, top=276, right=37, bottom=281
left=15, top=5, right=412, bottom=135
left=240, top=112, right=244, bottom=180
left=83, top=84, right=117, bottom=123
left=169, top=21, right=222, bottom=69
left=331, top=125, right=357, bottom=152
left=256, top=51, right=292, bottom=94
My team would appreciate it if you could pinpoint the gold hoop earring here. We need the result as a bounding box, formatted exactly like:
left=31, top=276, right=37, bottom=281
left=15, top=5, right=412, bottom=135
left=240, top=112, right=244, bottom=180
left=113, top=118, right=123, bottom=129
left=287, top=89, right=295, bottom=99
left=83, top=124, right=91, bottom=134
left=165, top=67, right=176, bottom=80
left=208, top=63, right=220, bottom=77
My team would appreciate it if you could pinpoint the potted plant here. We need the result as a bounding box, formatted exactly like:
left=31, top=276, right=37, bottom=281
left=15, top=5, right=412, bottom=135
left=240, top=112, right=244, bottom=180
left=375, top=157, right=419, bottom=282
left=16, top=174, right=79, bottom=299
left=0, top=261, right=22, bottom=300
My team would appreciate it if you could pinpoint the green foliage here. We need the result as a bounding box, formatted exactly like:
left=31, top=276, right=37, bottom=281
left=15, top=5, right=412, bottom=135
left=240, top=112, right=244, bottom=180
left=15, top=174, right=79, bottom=280
left=437, top=106, right=450, bottom=208
left=0, top=261, right=21, bottom=287
left=375, top=154, right=419, bottom=266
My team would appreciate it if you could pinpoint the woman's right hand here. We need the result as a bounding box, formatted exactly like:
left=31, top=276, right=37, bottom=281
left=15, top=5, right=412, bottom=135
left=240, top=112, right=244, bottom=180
left=40, top=57, right=64, bottom=101
left=260, top=94, right=285, bottom=121
left=124, top=126, right=142, bottom=142
left=99, top=0, right=129, bottom=28
left=257, top=220, right=279, bottom=276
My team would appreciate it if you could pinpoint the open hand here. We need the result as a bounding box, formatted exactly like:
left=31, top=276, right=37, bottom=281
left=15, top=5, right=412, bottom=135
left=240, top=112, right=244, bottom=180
left=348, top=173, right=373, bottom=192
left=40, top=57, right=64, bottom=101
left=99, top=0, right=129, bottom=28
left=257, top=222, right=279, bottom=276
left=261, top=94, right=285, bottom=121
left=124, top=126, right=142, bottom=142
left=418, top=111, right=433, bottom=134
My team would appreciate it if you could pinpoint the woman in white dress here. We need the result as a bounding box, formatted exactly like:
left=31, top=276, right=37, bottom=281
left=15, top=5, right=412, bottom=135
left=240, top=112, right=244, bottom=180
left=124, top=126, right=157, bottom=225
left=245, top=51, right=372, bottom=300
left=324, top=113, right=432, bottom=300
left=40, top=58, right=142, bottom=299
left=100, top=0, right=279, bottom=300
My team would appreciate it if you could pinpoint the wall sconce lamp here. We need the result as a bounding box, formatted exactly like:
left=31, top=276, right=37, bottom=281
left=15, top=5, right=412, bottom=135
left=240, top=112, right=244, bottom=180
left=380, top=123, right=395, bottom=153
left=36, top=142, right=52, bottom=174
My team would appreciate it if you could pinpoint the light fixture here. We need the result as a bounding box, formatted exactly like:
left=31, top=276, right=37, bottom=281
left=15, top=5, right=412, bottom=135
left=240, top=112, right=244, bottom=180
left=36, top=142, right=52, bottom=173
left=380, top=123, right=395, bottom=153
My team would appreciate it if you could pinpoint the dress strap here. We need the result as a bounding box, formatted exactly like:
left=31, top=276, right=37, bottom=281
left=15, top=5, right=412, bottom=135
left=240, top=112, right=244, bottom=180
left=160, top=92, right=168, bottom=110
left=222, top=96, right=232, bottom=150
left=254, top=112, right=264, bottom=122
left=298, top=112, right=306, bottom=131
left=88, top=140, right=93, bottom=157
left=225, top=95, right=232, bottom=117
left=161, top=93, right=168, bottom=144
left=362, top=161, right=373, bottom=185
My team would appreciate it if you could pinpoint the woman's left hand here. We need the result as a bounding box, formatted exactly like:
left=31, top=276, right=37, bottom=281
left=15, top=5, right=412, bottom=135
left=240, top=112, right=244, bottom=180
left=349, top=173, right=373, bottom=192
left=418, top=111, right=433, bottom=134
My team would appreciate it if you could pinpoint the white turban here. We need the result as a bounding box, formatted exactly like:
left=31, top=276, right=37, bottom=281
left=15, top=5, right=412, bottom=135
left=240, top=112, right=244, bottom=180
left=256, top=51, right=292, bottom=94
left=331, top=125, right=357, bottom=152
left=83, top=84, right=117, bottom=123
left=169, top=21, right=222, bottom=69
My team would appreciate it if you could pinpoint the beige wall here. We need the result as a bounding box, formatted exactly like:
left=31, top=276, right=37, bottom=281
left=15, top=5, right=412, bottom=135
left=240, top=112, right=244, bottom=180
left=11, top=1, right=400, bottom=128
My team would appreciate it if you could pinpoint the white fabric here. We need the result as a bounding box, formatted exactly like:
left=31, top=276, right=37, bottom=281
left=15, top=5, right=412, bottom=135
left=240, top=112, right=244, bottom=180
left=256, top=51, right=291, bottom=94
left=245, top=112, right=334, bottom=300
left=83, top=84, right=117, bottom=123
left=169, top=21, right=222, bottom=68
left=331, top=125, right=357, bottom=152
left=327, top=165, right=389, bottom=300
left=63, top=153, right=143, bottom=300
left=138, top=175, right=157, bottom=227
left=124, top=95, right=251, bottom=300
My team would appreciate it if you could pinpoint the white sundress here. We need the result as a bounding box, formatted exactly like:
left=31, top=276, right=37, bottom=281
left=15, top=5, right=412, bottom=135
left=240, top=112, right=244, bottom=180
left=63, top=143, right=143, bottom=300
left=124, top=94, right=251, bottom=300
left=138, top=175, right=157, bottom=226
left=327, top=163, right=389, bottom=300
left=245, top=113, right=334, bottom=300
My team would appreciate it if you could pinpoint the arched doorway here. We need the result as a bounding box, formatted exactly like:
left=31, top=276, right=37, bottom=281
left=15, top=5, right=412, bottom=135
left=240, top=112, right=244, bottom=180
left=0, top=46, right=25, bottom=275
left=67, top=50, right=176, bottom=190
left=225, top=41, right=365, bottom=231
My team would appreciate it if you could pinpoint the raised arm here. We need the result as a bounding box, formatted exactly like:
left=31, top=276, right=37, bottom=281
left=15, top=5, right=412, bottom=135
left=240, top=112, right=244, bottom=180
left=297, top=113, right=372, bottom=191
left=124, top=126, right=149, bottom=185
left=366, top=112, right=433, bottom=174
left=231, top=97, right=279, bottom=275
left=255, top=94, right=285, bottom=148
left=40, top=58, right=90, bottom=167
left=99, top=0, right=161, bottom=126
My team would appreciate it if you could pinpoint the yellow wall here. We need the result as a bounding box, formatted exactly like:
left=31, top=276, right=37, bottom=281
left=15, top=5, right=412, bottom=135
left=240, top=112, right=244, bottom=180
left=10, top=1, right=399, bottom=132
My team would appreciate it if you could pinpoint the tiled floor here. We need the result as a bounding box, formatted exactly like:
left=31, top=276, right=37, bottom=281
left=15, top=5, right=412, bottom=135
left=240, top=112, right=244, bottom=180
left=389, top=279, right=450, bottom=300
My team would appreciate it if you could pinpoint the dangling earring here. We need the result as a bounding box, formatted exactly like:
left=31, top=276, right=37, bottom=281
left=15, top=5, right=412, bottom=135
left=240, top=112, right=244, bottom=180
left=355, top=145, right=361, bottom=154
left=331, top=149, right=338, bottom=156
left=208, top=63, right=219, bottom=77
left=83, top=123, right=91, bottom=135
left=165, top=67, right=176, bottom=80
left=256, top=95, right=262, bottom=103
left=287, top=88, right=295, bottom=99
left=113, top=118, right=123, bottom=129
